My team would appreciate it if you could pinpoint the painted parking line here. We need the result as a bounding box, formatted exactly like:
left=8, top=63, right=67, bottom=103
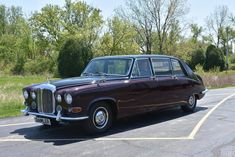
left=0, top=93, right=234, bottom=142
left=206, top=93, right=234, bottom=96
left=0, top=135, right=190, bottom=142
left=0, top=137, right=189, bottom=142
left=0, top=122, right=35, bottom=127
left=188, top=93, right=235, bottom=139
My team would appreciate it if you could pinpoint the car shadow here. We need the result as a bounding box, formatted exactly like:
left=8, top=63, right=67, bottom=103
left=11, top=106, right=207, bottom=146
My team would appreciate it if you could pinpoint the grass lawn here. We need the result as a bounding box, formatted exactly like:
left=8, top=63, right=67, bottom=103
left=0, top=76, right=52, bottom=118
left=197, top=70, right=235, bottom=89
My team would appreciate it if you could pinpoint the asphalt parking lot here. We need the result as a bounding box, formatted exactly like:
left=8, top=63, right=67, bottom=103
left=0, top=87, right=235, bottom=157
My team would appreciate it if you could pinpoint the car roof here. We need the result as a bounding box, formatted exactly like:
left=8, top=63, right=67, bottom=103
left=94, top=54, right=179, bottom=60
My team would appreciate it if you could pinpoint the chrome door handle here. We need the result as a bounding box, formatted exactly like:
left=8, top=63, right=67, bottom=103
left=150, top=76, right=156, bottom=80
left=172, top=75, right=178, bottom=80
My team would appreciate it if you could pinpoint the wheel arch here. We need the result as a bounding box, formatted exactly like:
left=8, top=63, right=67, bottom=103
left=87, top=97, right=118, bottom=120
left=194, top=93, right=199, bottom=100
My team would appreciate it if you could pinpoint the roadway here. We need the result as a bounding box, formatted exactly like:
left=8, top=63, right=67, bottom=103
left=0, top=87, right=235, bottom=157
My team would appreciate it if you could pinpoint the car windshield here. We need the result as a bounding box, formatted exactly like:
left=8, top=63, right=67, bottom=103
left=82, top=58, right=133, bottom=76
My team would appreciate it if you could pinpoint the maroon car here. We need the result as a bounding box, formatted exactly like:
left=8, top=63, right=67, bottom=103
left=22, top=55, right=207, bottom=133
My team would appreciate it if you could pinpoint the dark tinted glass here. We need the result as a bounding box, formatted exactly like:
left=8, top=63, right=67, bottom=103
left=151, top=58, right=171, bottom=76
left=171, top=59, right=186, bottom=77
left=83, top=58, right=132, bottom=76
left=132, top=59, right=152, bottom=77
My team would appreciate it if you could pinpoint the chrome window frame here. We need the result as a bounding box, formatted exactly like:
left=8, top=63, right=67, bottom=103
left=130, top=58, right=153, bottom=79
left=81, top=57, right=134, bottom=77
left=150, top=57, right=173, bottom=77
left=170, top=58, right=187, bottom=77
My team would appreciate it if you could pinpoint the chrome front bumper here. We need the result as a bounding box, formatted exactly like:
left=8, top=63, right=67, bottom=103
left=197, top=88, right=208, bottom=99
left=202, top=88, right=208, bottom=94
left=21, top=108, right=89, bottom=121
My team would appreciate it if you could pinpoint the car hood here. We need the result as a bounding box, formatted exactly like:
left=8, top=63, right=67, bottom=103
left=49, top=76, right=128, bottom=89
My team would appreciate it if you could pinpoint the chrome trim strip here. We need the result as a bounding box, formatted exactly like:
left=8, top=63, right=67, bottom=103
left=82, top=57, right=134, bottom=77
left=21, top=109, right=89, bottom=121
left=202, top=89, right=208, bottom=94
left=131, top=58, right=153, bottom=78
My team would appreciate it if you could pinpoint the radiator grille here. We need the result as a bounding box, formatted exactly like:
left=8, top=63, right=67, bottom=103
left=36, top=89, right=54, bottom=113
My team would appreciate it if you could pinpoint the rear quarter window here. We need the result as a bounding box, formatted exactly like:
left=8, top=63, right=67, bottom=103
left=171, top=59, right=187, bottom=77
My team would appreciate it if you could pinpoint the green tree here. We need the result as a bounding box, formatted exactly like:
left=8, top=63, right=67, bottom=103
left=204, top=45, right=225, bottom=71
left=219, top=27, right=235, bottom=55
left=58, top=38, right=93, bottom=78
left=164, top=20, right=183, bottom=55
left=29, top=1, right=103, bottom=75
left=190, top=24, right=203, bottom=43
left=30, top=4, right=63, bottom=52
left=206, top=6, right=232, bottom=48
left=62, top=0, right=103, bottom=48
left=0, top=5, right=33, bottom=72
left=190, top=49, right=206, bottom=70
left=118, top=0, right=188, bottom=54
left=0, top=5, right=7, bottom=35
left=97, top=17, right=139, bottom=56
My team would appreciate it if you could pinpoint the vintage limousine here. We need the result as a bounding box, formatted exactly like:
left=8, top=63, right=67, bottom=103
left=22, top=55, right=207, bottom=133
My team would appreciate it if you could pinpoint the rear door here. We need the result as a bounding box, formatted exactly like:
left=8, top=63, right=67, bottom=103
left=150, top=57, right=178, bottom=106
left=170, top=58, right=191, bottom=102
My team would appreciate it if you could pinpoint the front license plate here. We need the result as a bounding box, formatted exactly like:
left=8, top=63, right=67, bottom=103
left=35, top=117, right=51, bottom=125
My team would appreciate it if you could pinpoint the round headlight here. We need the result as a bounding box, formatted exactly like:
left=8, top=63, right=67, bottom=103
left=31, top=92, right=36, bottom=100
left=64, top=93, right=73, bottom=104
left=56, top=94, right=62, bottom=103
left=23, top=90, right=29, bottom=99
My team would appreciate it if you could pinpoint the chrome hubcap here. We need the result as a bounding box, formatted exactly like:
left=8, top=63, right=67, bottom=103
left=188, top=95, right=195, bottom=107
left=93, top=107, right=108, bottom=129
left=95, top=111, right=106, bottom=125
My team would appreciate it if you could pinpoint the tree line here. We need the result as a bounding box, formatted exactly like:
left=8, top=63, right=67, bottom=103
left=0, top=0, right=235, bottom=77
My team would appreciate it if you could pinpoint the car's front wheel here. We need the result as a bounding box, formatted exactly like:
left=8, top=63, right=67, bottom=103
left=84, top=102, right=112, bottom=134
left=181, top=94, right=197, bottom=112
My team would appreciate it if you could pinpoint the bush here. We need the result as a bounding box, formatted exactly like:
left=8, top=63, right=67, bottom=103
left=209, top=66, right=220, bottom=74
left=230, top=64, right=235, bottom=70
left=190, top=49, right=206, bottom=70
left=195, top=64, right=205, bottom=75
left=24, top=58, right=55, bottom=75
left=230, top=53, right=235, bottom=64
left=204, top=45, right=225, bottom=71
left=11, top=57, right=25, bottom=75
left=58, top=38, right=93, bottom=78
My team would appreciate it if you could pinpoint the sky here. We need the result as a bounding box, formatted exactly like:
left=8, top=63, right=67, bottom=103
left=1, top=0, right=235, bottom=27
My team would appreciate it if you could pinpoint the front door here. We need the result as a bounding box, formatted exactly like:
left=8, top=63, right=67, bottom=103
left=128, top=58, right=155, bottom=114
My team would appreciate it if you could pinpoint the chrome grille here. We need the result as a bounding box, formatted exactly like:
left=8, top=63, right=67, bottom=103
left=36, top=84, right=56, bottom=114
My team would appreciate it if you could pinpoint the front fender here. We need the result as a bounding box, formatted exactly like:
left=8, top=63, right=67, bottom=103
left=87, top=97, right=117, bottom=111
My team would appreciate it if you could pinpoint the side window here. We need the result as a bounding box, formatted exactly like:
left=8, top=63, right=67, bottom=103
left=131, top=59, right=152, bottom=77
left=151, top=58, right=171, bottom=76
left=171, top=59, right=186, bottom=77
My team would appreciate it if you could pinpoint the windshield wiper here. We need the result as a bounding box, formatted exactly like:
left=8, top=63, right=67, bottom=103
left=82, top=72, right=108, bottom=76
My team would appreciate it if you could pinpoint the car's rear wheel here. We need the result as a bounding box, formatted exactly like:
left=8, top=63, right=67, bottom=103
left=181, top=94, right=197, bottom=112
left=84, top=102, right=112, bottom=134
